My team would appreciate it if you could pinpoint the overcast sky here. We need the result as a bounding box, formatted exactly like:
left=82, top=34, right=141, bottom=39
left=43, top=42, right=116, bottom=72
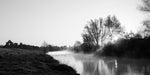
left=0, top=0, right=145, bottom=46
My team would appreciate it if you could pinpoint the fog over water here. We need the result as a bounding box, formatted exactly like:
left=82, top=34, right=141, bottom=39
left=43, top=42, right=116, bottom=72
left=48, top=51, right=150, bottom=75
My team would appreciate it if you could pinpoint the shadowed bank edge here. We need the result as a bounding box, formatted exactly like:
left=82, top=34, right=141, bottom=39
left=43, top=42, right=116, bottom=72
left=0, top=48, right=80, bottom=75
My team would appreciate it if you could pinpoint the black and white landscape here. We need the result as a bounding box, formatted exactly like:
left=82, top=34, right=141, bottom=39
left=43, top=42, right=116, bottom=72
left=0, top=0, right=150, bottom=75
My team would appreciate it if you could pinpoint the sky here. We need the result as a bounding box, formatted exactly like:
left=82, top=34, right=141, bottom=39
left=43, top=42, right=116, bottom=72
left=0, top=0, right=146, bottom=46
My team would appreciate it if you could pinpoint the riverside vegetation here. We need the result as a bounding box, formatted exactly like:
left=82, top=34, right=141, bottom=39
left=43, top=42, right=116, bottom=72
left=0, top=41, right=79, bottom=75
left=71, top=0, right=150, bottom=59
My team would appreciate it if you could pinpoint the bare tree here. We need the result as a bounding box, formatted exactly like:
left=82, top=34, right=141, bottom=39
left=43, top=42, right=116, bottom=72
left=140, top=0, right=150, bottom=12
left=83, top=18, right=106, bottom=47
left=41, top=41, right=49, bottom=53
left=139, top=0, right=150, bottom=36
left=82, top=34, right=94, bottom=45
left=41, top=41, right=48, bottom=47
left=104, top=15, right=123, bottom=40
left=82, top=16, right=123, bottom=47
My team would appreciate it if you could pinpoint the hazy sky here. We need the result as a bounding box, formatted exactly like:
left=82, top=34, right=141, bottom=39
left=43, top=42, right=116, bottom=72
left=0, top=0, right=145, bottom=46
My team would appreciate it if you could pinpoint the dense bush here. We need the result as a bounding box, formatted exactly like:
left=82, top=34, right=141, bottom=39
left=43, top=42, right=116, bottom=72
left=80, top=43, right=97, bottom=53
left=99, top=36, right=150, bottom=59
left=72, top=43, right=98, bottom=53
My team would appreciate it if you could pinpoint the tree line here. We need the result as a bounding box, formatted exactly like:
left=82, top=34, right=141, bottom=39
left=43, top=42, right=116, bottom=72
left=0, top=40, right=67, bottom=52
left=73, top=0, right=150, bottom=58
left=3, top=40, right=39, bottom=49
left=73, top=15, right=124, bottom=53
left=98, top=0, right=150, bottom=58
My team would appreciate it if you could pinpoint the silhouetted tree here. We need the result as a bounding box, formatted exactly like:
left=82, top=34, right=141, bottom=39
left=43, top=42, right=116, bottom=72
left=19, top=43, right=23, bottom=48
left=139, top=0, right=150, bottom=36
left=74, top=41, right=81, bottom=47
left=140, top=0, right=150, bottom=12
left=60, top=46, right=67, bottom=50
left=5, top=40, right=13, bottom=48
left=104, top=15, right=123, bottom=40
left=73, top=41, right=82, bottom=52
left=13, top=43, right=18, bottom=48
left=83, top=18, right=106, bottom=47
left=82, top=34, right=94, bottom=45
left=41, top=41, right=49, bottom=53
left=82, top=16, right=123, bottom=48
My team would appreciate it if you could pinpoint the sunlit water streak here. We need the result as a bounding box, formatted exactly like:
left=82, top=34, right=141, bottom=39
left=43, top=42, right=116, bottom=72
left=48, top=51, right=150, bottom=75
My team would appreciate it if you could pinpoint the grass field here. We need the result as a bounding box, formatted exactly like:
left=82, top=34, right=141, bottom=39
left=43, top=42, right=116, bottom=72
left=0, top=48, right=79, bottom=75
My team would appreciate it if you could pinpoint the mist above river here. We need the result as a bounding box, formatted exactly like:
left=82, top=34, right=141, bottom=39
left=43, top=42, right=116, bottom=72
left=48, top=51, right=150, bottom=75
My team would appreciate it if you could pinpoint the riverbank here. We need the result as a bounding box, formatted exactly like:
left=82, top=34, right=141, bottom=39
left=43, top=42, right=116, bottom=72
left=0, top=48, right=79, bottom=75
left=94, top=37, right=150, bottom=59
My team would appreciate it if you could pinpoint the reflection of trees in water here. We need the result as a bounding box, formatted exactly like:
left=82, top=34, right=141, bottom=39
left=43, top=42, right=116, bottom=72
left=52, top=54, right=150, bottom=75
left=82, top=60, right=115, bottom=75
left=82, top=61, right=97, bottom=75
left=98, top=60, right=115, bottom=75
left=82, top=59, right=150, bottom=75
left=116, top=59, right=150, bottom=75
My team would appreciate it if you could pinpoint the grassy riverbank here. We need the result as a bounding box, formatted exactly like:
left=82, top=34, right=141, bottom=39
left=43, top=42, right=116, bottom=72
left=0, top=48, right=79, bottom=75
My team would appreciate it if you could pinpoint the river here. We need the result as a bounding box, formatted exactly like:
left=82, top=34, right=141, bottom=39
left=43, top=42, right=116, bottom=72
left=48, top=50, right=150, bottom=75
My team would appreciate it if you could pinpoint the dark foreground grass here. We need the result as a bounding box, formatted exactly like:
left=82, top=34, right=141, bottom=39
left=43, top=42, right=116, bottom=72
left=0, top=48, right=79, bottom=75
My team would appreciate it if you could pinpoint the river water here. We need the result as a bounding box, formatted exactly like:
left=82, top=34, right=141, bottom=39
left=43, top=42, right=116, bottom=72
left=48, top=51, right=150, bottom=75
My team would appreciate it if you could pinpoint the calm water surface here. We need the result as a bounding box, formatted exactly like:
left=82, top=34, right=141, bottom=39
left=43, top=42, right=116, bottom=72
left=48, top=51, right=150, bottom=75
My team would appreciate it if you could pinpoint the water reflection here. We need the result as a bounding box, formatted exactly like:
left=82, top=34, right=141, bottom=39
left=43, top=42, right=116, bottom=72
left=81, top=58, right=150, bottom=75
left=49, top=53, right=150, bottom=75
left=82, top=59, right=116, bottom=75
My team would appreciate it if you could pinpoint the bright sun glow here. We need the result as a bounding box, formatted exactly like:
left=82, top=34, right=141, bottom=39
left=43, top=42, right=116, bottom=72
left=112, top=35, right=120, bottom=43
left=0, top=0, right=144, bottom=46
